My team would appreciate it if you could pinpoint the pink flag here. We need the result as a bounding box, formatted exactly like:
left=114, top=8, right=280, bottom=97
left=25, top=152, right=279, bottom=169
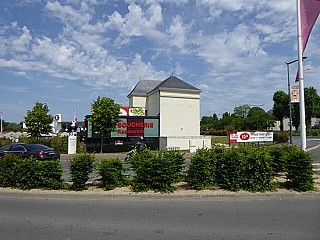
left=295, top=0, right=320, bottom=82
left=300, top=0, right=320, bottom=51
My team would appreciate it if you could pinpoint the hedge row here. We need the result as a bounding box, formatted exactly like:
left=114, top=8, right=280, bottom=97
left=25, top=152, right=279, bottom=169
left=0, top=155, right=63, bottom=190
left=0, top=146, right=315, bottom=192
left=187, top=146, right=315, bottom=192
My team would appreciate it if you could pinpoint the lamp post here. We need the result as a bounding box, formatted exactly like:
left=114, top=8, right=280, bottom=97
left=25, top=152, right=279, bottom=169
left=72, top=109, right=77, bottom=122
left=0, top=112, right=3, bottom=134
left=285, top=56, right=307, bottom=145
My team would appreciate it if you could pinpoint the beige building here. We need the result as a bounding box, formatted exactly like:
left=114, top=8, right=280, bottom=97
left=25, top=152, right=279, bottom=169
left=128, top=76, right=211, bottom=151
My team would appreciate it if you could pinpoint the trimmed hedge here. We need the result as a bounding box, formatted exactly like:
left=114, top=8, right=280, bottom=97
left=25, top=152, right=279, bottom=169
left=186, top=148, right=224, bottom=190
left=96, top=159, right=128, bottom=190
left=286, top=147, right=315, bottom=191
left=187, top=146, right=314, bottom=193
left=130, top=149, right=184, bottom=192
left=69, top=153, right=94, bottom=190
left=0, top=155, right=63, bottom=190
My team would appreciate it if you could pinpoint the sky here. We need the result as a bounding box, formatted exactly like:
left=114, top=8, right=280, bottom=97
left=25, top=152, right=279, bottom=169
left=1, top=0, right=320, bottom=124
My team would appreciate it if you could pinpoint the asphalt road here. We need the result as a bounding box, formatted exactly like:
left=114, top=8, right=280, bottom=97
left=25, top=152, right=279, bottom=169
left=0, top=193, right=319, bottom=240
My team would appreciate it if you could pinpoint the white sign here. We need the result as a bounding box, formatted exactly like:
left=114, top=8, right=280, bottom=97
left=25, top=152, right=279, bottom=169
left=68, top=135, right=77, bottom=154
left=54, top=114, right=62, bottom=122
left=290, top=85, right=300, bottom=103
left=236, top=132, right=273, bottom=143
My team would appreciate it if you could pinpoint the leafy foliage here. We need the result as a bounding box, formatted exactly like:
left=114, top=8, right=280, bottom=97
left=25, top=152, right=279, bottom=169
left=91, top=96, right=120, bottom=153
left=96, top=159, right=128, bottom=190
left=130, top=149, right=184, bottom=193
left=186, top=148, right=224, bottom=190
left=24, top=102, right=53, bottom=140
left=69, top=153, right=95, bottom=190
left=285, top=148, right=315, bottom=191
left=0, top=155, right=63, bottom=190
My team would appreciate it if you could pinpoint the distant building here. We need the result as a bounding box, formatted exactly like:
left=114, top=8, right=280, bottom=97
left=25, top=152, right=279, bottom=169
left=85, top=76, right=211, bottom=152
left=126, top=76, right=210, bottom=151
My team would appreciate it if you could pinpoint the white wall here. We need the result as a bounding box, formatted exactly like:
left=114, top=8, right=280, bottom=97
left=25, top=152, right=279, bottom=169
left=129, top=96, right=146, bottom=108
left=146, top=91, right=160, bottom=116
left=159, top=90, right=200, bottom=137
left=159, top=136, right=211, bottom=151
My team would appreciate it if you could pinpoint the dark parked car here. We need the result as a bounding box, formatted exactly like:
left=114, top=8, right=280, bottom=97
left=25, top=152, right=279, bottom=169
left=0, top=143, right=60, bottom=160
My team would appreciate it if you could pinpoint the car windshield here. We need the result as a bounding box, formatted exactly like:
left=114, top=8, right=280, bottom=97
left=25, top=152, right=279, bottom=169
left=28, top=144, right=52, bottom=151
left=0, top=145, right=10, bottom=152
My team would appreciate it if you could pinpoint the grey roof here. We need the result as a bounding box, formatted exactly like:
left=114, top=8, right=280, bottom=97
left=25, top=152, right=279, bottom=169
left=128, top=76, right=201, bottom=97
left=152, top=76, right=200, bottom=92
left=127, top=79, right=162, bottom=97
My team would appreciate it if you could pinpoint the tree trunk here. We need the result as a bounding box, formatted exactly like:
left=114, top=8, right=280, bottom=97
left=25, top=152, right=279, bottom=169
left=100, top=137, right=103, bottom=153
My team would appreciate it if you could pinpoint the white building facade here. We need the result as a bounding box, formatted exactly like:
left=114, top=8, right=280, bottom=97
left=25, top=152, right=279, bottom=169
left=127, top=76, right=211, bottom=151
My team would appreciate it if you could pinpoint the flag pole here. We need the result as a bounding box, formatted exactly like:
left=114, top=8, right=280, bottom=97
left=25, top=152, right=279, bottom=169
left=297, top=0, right=307, bottom=151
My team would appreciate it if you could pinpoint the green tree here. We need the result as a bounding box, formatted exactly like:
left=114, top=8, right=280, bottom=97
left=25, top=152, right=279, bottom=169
left=291, top=87, right=320, bottom=131
left=304, top=87, right=320, bottom=130
left=247, top=107, right=275, bottom=131
left=2, top=121, right=23, bottom=132
left=24, top=102, right=53, bottom=141
left=91, top=97, right=120, bottom=153
left=272, top=91, right=289, bottom=131
left=233, top=104, right=251, bottom=118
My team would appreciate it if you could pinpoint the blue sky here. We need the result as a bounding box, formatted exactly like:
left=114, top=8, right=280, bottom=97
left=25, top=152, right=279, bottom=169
left=1, top=0, right=320, bottom=123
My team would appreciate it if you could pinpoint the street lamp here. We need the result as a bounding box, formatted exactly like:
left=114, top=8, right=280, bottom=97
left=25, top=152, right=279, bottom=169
left=285, top=56, right=307, bottom=145
left=0, top=112, right=3, bottom=134
left=72, top=109, right=77, bottom=122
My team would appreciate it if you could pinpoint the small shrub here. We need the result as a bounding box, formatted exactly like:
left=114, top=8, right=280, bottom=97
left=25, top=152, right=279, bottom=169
left=37, top=160, right=64, bottom=190
left=242, top=148, right=274, bottom=192
left=130, top=149, right=184, bottom=193
left=285, top=148, right=315, bottom=191
left=96, top=159, right=128, bottom=190
left=69, top=153, right=94, bottom=190
left=186, top=148, right=224, bottom=190
left=273, top=132, right=289, bottom=144
left=216, top=148, right=245, bottom=191
left=0, top=155, right=21, bottom=187
left=12, top=158, right=40, bottom=190
left=268, top=145, right=290, bottom=173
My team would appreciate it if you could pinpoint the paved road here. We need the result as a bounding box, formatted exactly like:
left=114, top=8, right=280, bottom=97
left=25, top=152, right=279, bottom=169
left=0, top=193, right=319, bottom=240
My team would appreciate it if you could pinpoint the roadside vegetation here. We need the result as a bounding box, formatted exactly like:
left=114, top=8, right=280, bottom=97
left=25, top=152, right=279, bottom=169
left=0, top=145, right=316, bottom=193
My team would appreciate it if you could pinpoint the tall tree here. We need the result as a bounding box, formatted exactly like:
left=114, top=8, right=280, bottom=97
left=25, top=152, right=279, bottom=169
left=304, top=87, right=320, bottom=130
left=272, top=91, right=289, bottom=131
left=24, top=102, right=53, bottom=141
left=247, top=107, right=275, bottom=131
left=91, top=96, right=120, bottom=153
left=233, top=104, right=251, bottom=118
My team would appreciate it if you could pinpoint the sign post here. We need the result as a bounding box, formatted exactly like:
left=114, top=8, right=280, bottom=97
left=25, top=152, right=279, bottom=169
left=68, top=132, right=77, bottom=154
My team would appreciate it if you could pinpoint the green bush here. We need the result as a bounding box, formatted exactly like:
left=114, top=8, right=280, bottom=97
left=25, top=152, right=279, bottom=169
left=36, top=160, right=64, bottom=189
left=130, top=149, right=184, bottom=193
left=215, top=148, right=246, bottom=191
left=268, top=145, right=291, bottom=173
left=0, top=155, right=63, bottom=190
left=186, top=148, right=224, bottom=190
left=242, top=148, right=274, bottom=192
left=96, top=159, right=128, bottom=190
left=0, top=155, right=21, bottom=187
left=69, top=153, right=94, bottom=190
left=285, top=148, right=315, bottom=191
left=273, top=132, right=289, bottom=143
left=51, top=136, right=68, bottom=154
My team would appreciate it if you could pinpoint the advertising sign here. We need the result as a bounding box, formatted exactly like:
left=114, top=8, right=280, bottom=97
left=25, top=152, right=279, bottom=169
left=229, top=132, right=273, bottom=143
left=237, top=132, right=273, bottom=142
left=111, top=117, right=159, bottom=137
left=228, top=131, right=238, bottom=143
left=119, top=107, right=145, bottom=116
left=290, top=84, right=300, bottom=103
